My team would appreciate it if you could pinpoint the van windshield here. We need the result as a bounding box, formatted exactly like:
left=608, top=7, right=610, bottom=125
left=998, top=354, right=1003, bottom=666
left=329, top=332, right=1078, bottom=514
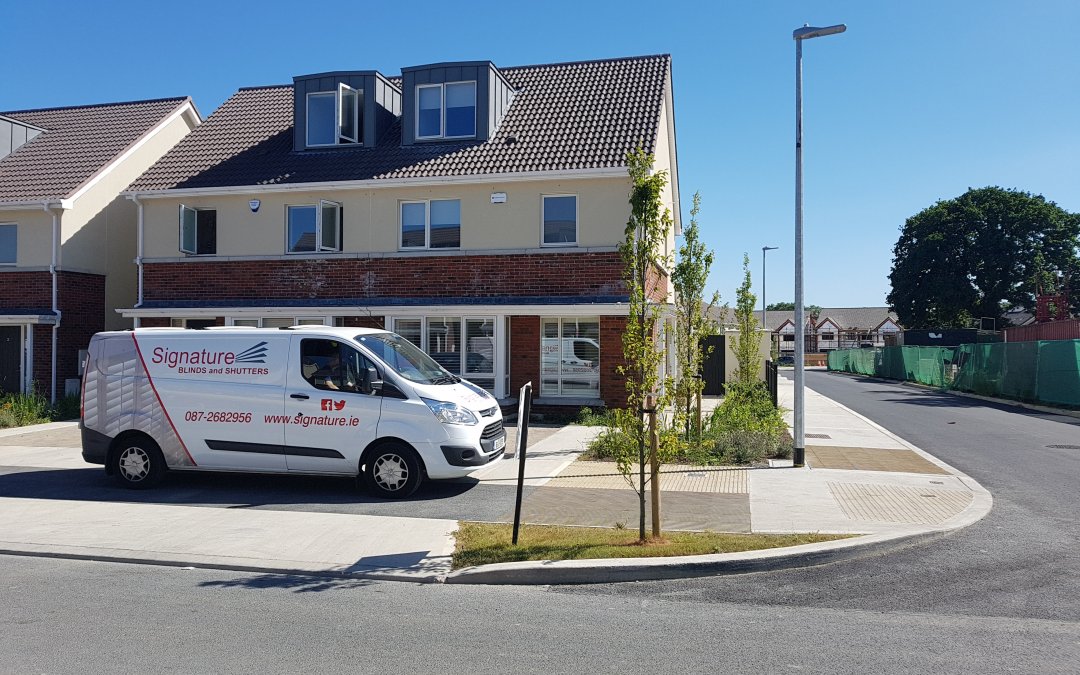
left=356, top=333, right=457, bottom=385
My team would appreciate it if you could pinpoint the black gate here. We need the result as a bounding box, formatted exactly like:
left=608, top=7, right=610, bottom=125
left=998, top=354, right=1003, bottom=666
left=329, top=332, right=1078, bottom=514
left=0, top=326, right=21, bottom=394
left=700, top=335, right=726, bottom=396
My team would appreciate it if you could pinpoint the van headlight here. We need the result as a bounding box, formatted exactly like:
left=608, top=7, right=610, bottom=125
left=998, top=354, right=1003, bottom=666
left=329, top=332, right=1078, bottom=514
left=423, top=398, right=478, bottom=425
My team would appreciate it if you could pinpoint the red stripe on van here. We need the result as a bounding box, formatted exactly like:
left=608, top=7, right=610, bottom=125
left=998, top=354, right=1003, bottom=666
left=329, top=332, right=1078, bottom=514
left=131, top=334, right=197, bottom=467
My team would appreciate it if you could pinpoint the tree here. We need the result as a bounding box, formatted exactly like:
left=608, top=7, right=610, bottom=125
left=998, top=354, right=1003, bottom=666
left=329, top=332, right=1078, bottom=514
left=888, top=187, right=1080, bottom=328
left=766, top=302, right=796, bottom=311
left=732, top=253, right=762, bottom=385
left=611, top=147, right=676, bottom=541
left=671, top=192, right=719, bottom=439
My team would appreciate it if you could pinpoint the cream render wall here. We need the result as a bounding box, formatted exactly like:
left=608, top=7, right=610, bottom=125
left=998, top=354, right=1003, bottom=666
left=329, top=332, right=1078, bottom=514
left=53, top=108, right=199, bottom=329
left=651, top=96, right=677, bottom=301
left=0, top=208, right=54, bottom=268
left=140, top=176, right=635, bottom=259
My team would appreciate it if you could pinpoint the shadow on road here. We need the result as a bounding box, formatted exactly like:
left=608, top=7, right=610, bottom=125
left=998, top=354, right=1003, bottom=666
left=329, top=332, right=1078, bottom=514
left=0, top=466, right=482, bottom=507
left=197, top=574, right=378, bottom=593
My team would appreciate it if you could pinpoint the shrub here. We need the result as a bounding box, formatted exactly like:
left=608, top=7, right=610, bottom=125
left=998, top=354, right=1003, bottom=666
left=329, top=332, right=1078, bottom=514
left=0, top=407, right=16, bottom=428
left=585, top=423, right=636, bottom=460
left=575, top=406, right=612, bottom=427
left=685, top=382, right=789, bottom=465
left=50, top=395, right=81, bottom=421
left=7, top=391, right=51, bottom=427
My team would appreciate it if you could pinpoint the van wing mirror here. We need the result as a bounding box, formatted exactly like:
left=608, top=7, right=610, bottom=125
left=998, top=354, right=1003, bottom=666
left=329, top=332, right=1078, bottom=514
left=362, top=365, right=383, bottom=395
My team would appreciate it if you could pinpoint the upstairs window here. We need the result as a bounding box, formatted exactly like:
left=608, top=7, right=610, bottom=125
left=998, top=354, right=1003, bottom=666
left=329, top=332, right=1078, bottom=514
left=416, top=82, right=476, bottom=139
left=288, top=201, right=342, bottom=253
left=542, top=195, right=577, bottom=246
left=179, top=206, right=217, bottom=255
left=0, top=223, right=15, bottom=264
left=307, top=84, right=360, bottom=147
left=400, top=199, right=461, bottom=249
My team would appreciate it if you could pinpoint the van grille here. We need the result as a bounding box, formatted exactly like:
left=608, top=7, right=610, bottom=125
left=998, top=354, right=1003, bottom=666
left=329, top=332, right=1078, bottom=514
left=481, top=420, right=504, bottom=440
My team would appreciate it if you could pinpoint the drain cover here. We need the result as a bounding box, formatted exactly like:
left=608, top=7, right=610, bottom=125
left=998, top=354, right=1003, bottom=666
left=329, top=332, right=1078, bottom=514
left=1047, top=444, right=1080, bottom=450
left=805, top=433, right=832, bottom=439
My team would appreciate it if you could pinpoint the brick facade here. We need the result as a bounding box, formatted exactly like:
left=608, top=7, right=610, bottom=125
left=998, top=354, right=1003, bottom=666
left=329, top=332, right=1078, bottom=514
left=143, top=251, right=627, bottom=303
left=508, top=316, right=540, bottom=400
left=599, top=315, right=629, bottom=408
left=339, top=316, right=388, bottom=330
left=0, top=270, right=104, bottom=395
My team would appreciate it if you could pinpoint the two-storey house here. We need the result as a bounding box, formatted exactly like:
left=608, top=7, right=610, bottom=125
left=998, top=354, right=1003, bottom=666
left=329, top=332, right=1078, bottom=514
left=0, top=98, right=200, bottom=399
left=122, top=55, right=679, bottom=409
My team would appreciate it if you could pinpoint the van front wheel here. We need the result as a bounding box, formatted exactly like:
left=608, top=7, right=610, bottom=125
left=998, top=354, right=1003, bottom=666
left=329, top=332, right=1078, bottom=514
left=111, top=438, right=166, bottom=489
left=364, top=445, right=421, bottom=499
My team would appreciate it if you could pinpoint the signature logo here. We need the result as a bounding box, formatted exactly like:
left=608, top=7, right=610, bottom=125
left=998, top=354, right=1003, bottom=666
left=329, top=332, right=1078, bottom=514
left=321, top=399, right=346, bottom=411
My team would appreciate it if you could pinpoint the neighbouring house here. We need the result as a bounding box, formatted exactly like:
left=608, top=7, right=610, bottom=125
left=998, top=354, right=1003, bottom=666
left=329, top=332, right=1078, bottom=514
left=0, top=99, right=201, bottom=399
left=121, top=55, right=680, bottom=409
left=766, top=308, right=901, bottom=353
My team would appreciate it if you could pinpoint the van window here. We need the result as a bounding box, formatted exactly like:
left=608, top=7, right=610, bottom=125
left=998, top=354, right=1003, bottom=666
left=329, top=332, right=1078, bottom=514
left=356, top=333, right=453, bottom=385
left=300, top=339, right=377, bottom=393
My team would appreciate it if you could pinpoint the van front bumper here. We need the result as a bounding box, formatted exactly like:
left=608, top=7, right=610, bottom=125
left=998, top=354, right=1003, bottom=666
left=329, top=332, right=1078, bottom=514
left=440, top=430, right=506, bottom=467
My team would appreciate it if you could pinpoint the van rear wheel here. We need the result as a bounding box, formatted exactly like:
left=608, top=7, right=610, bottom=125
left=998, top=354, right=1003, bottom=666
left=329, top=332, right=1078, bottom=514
left=111, top=438, right=166, bottom=489
left=364, top=444, right=421, bottom=499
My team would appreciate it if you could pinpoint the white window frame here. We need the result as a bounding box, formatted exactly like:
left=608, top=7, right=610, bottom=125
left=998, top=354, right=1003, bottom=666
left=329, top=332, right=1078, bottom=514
left=286, top=200, right=342, bottom=254
left=306, top=84, right=361, bottom=148
left=540, top=194, right=578, bottom=247
left=179, top=205, right=216, bottom=256
left=391, top=315, right=498, bottom=391
left=225, top=316, right=331, bottom=327
left=540, top=316, right=601, bottom=398
left=415, top=81, right=477, bottom=140
left=0, top=222, right=15, bottom=265
left=398, top=199, right=461, bottom=250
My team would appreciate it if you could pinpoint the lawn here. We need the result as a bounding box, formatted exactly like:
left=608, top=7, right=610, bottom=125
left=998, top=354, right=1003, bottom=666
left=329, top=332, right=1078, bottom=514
left=452, top=522, right=852, bottom=569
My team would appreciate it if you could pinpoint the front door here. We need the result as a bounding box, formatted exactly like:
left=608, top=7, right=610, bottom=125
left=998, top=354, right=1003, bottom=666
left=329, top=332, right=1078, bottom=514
left=0, top=326, right=21, bottom=394
left=283, top=336, right=382, bottom=474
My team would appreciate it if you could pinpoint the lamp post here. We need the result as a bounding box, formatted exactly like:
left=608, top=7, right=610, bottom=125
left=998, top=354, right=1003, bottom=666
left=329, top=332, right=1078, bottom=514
left=762, top=246, right=778, bottom=356
left=793, top=22, right=845, bottom=469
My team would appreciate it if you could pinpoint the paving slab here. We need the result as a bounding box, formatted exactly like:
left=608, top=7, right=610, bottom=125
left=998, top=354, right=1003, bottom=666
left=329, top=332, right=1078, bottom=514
left=806, top=446, right=949, bottom=474
left=0, top=497, right=456, bottom=581
left=546, top=460, right=748, bottom=493
left=499, top=486, right=751, bottom=533
left=470, top=425, right=601, bottom=486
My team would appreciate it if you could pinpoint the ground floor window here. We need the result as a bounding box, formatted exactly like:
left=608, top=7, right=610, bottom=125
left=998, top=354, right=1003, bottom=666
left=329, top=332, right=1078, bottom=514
left=392, top=316, right=497, bottom=393
left=541, top=317, right=600, bottom=398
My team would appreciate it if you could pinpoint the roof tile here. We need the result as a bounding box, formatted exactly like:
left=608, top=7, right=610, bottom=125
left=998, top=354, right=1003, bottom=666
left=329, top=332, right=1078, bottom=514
left=0, top=98, right=191, bottom=203
left=129, top=55, right=670, bottom=192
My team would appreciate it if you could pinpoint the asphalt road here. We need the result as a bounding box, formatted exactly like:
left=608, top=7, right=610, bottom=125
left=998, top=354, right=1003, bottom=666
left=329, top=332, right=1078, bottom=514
left=2, top=372, right=1079, bottom=672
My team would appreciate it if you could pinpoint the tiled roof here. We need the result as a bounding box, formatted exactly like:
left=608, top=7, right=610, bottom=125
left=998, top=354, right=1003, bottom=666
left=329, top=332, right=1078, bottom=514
left=129, top=55, right=670, bottom=192
left=0, top=97, right=191, bottom=204
left=709, top=306, right=901, bottom=331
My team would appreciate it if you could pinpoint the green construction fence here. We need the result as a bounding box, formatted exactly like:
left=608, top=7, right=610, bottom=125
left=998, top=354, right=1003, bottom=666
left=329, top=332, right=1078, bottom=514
left=827, top=340, right=1080, bottom=407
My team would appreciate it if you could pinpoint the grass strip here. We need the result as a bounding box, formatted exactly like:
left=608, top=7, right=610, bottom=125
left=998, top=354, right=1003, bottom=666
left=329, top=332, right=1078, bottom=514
left=452, top=522, right=853, bottom=569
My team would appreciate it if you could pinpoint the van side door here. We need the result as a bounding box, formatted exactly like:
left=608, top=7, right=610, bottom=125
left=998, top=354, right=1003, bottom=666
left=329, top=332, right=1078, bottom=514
left=283, top=336, right=382, bottom=474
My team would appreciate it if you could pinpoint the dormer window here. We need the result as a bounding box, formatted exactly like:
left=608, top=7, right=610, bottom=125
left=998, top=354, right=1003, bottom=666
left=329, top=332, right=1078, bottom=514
left=416, top=81, right=476, bottom=139
left=306, top=84, right=360, bottom=147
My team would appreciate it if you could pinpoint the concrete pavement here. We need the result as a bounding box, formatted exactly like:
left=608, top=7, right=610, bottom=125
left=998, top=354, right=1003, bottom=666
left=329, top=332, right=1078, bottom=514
left=0, top=376, right=992, bottom=584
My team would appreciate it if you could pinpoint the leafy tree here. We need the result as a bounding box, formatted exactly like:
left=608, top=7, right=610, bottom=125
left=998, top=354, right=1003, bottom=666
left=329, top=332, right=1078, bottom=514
left=611, top=148, right=677, bottom=541
left=732, top=253, right=762, bottom=385
left=671, top=192, right=720, bottom=439
left=888, top=187, right=1080, bottom=327
left=766, top=302, right=796, bottom=311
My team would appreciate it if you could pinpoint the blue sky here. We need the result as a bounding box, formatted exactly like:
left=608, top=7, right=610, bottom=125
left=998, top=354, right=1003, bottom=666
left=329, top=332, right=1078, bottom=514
left=4, top=0, right=1077, bottom=308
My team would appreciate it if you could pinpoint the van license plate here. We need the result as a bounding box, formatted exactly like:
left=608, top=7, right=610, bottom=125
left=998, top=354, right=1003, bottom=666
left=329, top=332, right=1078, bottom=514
left=493, top=436, right=506, bottom=451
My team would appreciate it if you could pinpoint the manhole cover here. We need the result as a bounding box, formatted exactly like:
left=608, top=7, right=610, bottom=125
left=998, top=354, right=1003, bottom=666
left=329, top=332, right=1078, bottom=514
left=805, top=433, right=832, bottom=439
left=1047, top=444, right=1080, bottom=450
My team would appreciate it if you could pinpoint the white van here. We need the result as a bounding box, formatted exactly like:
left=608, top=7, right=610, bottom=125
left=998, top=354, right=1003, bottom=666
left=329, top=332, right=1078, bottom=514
left=80, top=327, right=506, bottom=498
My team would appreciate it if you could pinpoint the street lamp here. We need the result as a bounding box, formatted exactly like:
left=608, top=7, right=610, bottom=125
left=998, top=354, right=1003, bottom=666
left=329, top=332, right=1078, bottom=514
left=793, top=22, right=845, bottom=469
left=762, top=246, right=778, bottom=355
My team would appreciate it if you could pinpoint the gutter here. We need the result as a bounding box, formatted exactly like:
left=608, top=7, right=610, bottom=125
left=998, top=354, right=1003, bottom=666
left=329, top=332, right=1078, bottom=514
left=129, top=194, right=144, bottom=327
left=41, top=202, right=61, bottom=404
left=121, top=167, right=631, bottom=200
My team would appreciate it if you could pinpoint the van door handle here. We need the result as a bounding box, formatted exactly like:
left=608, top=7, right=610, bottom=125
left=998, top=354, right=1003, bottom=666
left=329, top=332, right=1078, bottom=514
left=290, top=393, right=309, bottom=400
